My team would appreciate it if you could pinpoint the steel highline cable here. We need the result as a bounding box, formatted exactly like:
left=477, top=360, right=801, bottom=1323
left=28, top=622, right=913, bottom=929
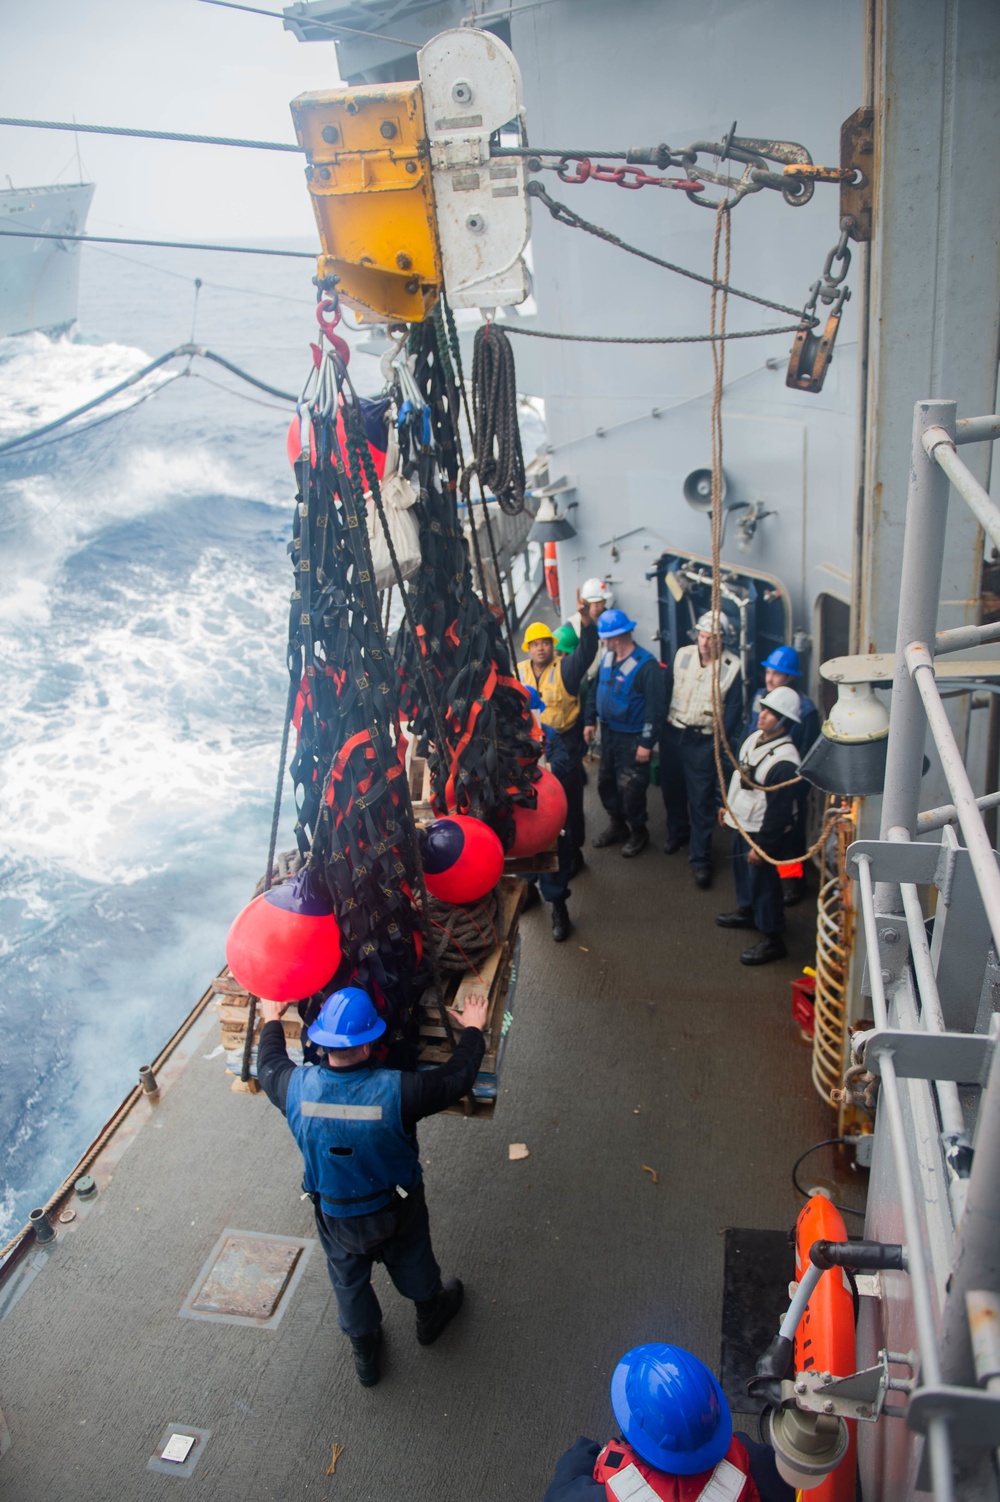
left=0, top=344, right=295, bottom=457
left=526, top=180, right=817, bottom=327
left=0, top=228, right=314, bottom=260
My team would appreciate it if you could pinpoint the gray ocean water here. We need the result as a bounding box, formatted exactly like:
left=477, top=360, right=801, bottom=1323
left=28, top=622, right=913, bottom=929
left=0, top=239, right=541, bottom=1243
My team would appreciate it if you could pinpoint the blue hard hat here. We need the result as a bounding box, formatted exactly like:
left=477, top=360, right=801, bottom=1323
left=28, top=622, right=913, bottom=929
left=610, top=1344, right=732, bottom=1476
left=307, top=987, right=386, bottom=1049
left=597, top=608, right=637, bottom=639
left=761, top=645, right=801, bottom=677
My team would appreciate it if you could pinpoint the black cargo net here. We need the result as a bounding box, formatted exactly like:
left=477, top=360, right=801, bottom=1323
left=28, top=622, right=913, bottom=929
left=391, top=318, right=542, bottom=849
left=287, top=313, right=427, bottom=1065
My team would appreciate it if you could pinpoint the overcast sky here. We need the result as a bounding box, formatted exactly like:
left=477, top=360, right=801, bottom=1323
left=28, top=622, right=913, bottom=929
left=1, top=0, right=346, bottom=241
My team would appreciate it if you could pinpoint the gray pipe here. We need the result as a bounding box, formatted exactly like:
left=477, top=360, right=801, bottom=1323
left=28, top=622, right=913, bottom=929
left=940, top=1021, right=1000, bottom=1392
left=878, top=402, right=955, bottom=873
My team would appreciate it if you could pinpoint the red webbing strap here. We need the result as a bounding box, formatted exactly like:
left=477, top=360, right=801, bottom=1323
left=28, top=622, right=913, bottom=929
left=445, top=662, right=497, bottom=811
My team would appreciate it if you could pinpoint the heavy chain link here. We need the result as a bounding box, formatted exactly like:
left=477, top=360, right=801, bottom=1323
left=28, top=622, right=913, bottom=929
left=801, top=220, right=854, bottom=322
left=505, top=125, right=856, bottom=211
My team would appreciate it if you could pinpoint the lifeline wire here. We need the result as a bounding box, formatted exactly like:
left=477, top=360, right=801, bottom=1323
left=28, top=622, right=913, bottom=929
left=197, top=0, right=420, bottom=49
left=88, top=243, right=314, bottom=305
left=0, top=114, right=300, bottom=152
left=500, top=322, right=804, bottom=344
left=0, top=228, right=315, bottom=260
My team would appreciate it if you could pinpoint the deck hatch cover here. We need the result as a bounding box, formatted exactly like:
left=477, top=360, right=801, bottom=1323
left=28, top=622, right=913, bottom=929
left=147, top=1425, right=211, bottom=1477
left=180, top=1228, right=313, bottom=1328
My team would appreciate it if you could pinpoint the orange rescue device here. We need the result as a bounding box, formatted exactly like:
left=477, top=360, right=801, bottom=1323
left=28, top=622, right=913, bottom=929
left=794, top=1193, right=857, bottom=1501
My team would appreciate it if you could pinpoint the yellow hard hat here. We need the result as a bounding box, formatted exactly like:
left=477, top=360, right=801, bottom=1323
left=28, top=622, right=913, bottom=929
left=521, top=622, right=556, bottom=651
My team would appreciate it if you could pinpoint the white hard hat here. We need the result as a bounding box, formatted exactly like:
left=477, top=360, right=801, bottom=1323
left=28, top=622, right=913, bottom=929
left=694, top=610, right=734, bottom=642
left=759, top=686, right=802, bottom=724
left=581, top=577, right=611, bottom=603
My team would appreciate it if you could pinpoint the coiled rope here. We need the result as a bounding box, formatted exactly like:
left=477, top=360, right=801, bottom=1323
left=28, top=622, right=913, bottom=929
left=423, top=887, right=502, bottom=977
left=463, top=324, right=527, bottom=515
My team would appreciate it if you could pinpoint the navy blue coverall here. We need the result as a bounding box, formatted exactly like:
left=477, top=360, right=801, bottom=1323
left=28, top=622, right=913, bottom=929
left=258, top=1020, right=483, bottom=1337
left=585, top=647, right=666, bottom=834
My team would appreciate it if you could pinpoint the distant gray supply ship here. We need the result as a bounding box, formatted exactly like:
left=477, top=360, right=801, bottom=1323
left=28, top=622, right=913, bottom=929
left=0, top=181, right=95, bottom=338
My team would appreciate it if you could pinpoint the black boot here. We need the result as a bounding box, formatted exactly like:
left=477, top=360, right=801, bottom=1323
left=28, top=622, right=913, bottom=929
left=621, top=827, right=649, bottom=858
left=551, top=899, right=571, bottom=943
left=739, top=935, right=788, bottom=966
left=592, top=821, right=626, bottom=848
left=716, top=907, right=755, bottom=929
left=415, top=1278, right=464, bottom=1345
left=521, top=882, right=541, bottom=912
left=349, top=1326, right=382, bottom=1387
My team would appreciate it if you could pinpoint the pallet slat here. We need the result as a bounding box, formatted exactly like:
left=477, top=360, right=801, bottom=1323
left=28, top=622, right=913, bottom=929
left=417, top=877, right=525, bottom=1116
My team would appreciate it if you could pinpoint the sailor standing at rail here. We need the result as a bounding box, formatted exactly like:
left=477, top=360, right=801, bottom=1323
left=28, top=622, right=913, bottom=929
left=746, top=646, right=819, bottom=907
left=257, top=986, right=487, bottom=1388
left=716, top=687, right=802, bottom=966
left=661, top=611, right=743, bottom=890
left=583, top=610, right=665, bottom=858
left=517, top=592, right=599, bottom=942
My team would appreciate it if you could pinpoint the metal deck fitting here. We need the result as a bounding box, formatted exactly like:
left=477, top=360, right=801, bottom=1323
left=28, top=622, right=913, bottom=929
left=179, top=1229, right=313, bottom=1328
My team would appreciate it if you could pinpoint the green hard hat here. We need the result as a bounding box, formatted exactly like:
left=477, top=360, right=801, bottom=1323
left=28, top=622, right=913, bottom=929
left=554, top=624, right=579, bottom=653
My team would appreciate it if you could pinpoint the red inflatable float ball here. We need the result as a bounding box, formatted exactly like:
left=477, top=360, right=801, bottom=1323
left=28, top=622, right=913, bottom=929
left=509, top=768, right=568, bottom=858
left=420, top=815, right=505, bottom=904
left=226, top=869, right=342, bottom=1003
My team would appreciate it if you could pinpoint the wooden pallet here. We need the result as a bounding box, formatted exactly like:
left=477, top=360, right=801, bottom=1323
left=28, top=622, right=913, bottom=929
left=210, top=969, right=304, bottom=1077
left=417, top=876, right=526, bottom=1117
left=503, top=841, right=558, bottom=875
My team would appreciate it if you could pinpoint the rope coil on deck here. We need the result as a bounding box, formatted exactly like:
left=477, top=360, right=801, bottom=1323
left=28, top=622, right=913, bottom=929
left=423, top=887, right=502, bottom=976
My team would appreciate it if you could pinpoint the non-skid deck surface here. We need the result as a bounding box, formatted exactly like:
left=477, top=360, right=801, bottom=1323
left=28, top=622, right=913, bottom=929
left=0, top=784, right=860, bottom=1501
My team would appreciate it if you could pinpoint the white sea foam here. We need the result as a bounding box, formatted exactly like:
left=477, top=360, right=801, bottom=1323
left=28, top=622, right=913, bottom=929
left=0, top=547, right=289, bottom=884
left=0, top=330, right=178, bottom=439
left=0, top=437, right=292, bottom=618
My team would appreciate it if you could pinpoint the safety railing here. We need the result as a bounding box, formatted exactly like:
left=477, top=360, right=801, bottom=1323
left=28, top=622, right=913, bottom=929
left=845, top=401, right=1000, bottom=1501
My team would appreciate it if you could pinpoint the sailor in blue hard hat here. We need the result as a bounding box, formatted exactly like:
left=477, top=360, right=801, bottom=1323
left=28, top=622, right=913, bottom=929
left=748, top=647, right=820, bottom=907
left=543, top=1342, right=794, bottom=1500
left=661, top=610, right=744, bottom=889
left=750, top=647, right=819, bottom=754
left=583, top=607, right=665, bottom=859
left=256, top=984, right=489, bottom=1389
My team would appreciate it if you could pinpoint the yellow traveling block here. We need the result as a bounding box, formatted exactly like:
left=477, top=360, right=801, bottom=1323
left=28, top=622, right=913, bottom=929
left=290, top=84, right=443, bottom=324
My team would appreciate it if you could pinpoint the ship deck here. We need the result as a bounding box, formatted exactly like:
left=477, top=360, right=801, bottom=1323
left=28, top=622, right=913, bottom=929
left=0, top=779, right=860, bottom=1501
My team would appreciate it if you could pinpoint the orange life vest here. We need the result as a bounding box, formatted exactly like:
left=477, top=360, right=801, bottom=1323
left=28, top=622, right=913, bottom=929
left=594, top=1436, right=760, bottom=1502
